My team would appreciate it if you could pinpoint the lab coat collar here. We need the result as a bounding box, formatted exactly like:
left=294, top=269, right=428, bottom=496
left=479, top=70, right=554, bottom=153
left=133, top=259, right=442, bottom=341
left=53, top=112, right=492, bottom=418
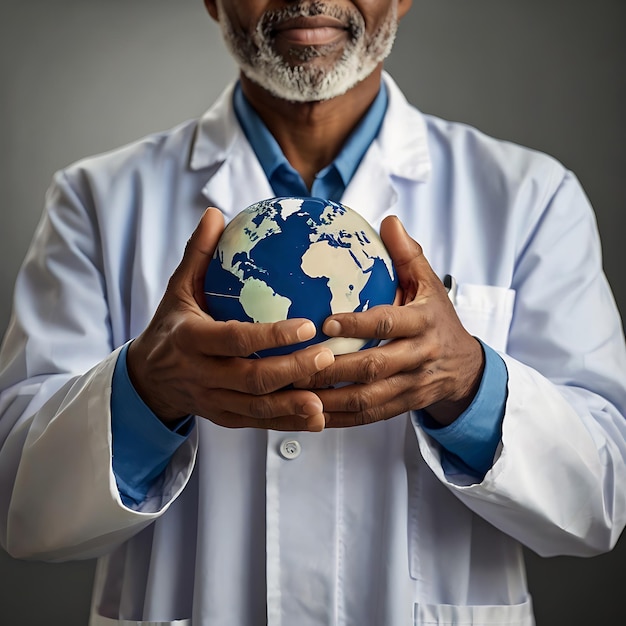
left=378, top=71, right=432, bottom=184
left=190, top=84, right=274, bottom=219
left=189, top=72, right=431, bottom=221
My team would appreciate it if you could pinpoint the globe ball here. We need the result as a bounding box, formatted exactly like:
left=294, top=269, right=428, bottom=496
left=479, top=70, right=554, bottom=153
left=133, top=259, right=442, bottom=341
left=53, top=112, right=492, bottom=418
left=204, top=197, right=397, bottom=357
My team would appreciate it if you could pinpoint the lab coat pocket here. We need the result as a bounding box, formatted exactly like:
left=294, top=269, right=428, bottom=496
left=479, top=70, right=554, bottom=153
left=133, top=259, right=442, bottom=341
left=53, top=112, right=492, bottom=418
left=453, top=284, right=516, bottom=353
left=414, top=596, right=534, bottom=625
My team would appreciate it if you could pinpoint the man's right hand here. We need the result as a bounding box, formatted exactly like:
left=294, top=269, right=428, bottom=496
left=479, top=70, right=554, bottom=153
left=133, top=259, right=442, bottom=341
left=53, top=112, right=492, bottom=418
left=127, top=207, right=333, bottom=432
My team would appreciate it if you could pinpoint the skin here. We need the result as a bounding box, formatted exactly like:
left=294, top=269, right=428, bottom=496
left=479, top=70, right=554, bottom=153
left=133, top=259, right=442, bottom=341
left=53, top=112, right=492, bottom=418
left=127, top=0, right=484, bottom=432
left=207, top=0, right=407, bottom=186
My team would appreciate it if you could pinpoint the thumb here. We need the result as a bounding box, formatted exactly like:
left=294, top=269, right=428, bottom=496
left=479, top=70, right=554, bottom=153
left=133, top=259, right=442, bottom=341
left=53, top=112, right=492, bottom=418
left=380, top=215, right=440, bottom=302
left=172, top=207, right=225, bottom=304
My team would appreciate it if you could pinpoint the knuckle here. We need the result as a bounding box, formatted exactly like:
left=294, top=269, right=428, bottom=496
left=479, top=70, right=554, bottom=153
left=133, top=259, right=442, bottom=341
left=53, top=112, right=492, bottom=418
left=272, top=323, right=295, bottom=347
left=348, top=406, right=381, bottom=427
left=346, top=386, right=374, bottom=413
left=244, top=364, right=271, bottom=396
left=361, top=352, right=388, bottom=383
left=225, top=321, right=254, bottom=356
left=374, top=311, right=395, bottom=338
left=421, top=342, right=439, bottom=365
left=249, top=394, right=275, bottom=419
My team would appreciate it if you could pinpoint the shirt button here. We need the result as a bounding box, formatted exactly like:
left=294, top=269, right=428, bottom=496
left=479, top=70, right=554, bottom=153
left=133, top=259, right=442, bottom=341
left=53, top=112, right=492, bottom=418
left=279, top=439, right=301, bottom=460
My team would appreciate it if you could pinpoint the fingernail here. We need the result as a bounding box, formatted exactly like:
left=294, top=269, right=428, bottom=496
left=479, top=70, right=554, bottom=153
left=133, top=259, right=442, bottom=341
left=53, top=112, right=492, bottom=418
left=297, top=321, right=316, bottom=341
left=306, top=413, right=326, bottom=432
left=314, top=349, right=335, bottom=370
left=324, top=319, right=342, bottom=336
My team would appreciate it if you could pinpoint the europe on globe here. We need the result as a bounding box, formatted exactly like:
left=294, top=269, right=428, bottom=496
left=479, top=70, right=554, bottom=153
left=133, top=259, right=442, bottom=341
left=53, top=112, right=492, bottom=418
left=204, top=197, right=398, bottom=357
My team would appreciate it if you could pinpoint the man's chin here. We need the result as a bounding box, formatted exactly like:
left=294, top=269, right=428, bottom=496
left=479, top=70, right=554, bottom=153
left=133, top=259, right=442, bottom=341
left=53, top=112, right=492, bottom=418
left=241, top=65, right=365, bottom=104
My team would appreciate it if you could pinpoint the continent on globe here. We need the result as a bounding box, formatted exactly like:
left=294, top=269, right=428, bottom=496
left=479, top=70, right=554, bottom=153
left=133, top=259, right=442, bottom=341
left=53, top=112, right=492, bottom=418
left=204, top=197, right=398, bottom=357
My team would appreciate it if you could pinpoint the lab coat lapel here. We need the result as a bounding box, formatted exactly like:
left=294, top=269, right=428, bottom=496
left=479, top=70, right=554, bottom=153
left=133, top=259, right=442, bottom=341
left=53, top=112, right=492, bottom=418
left=341, top=143, right=398, bottom=226
left=189, top=82, right=273, bottom=221
left=200, top=142, right=273, bottom=221
left=342, top=72, right=432, bottom=227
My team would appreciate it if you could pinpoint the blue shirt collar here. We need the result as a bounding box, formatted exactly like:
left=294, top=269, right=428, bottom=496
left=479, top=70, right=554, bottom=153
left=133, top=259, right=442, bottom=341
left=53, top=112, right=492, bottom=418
left=233, top=81, right=388, bottom=201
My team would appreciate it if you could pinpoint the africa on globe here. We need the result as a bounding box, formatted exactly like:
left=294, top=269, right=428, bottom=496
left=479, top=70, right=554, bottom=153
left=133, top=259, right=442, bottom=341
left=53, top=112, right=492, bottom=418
left=204, top=197, right=398, bottom=357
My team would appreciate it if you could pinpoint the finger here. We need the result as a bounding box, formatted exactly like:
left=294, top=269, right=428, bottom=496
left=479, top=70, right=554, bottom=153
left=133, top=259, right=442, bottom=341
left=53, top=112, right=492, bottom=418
left=196, top=317, right=318, bottom=358
left=209, top=412, right=323, bottom=432
left=379, top=216, right=443, bottom=301
left=202, top=386, right=322, bottom=419
left=206, top=344, right=336, bottom=395
left=322, top=305, right=429, bottom=343
left=200, top=388, right=326, bottom=432
left=171, top=207, right=225, bottom=302
left=295, top=339, right=421, bottom=388
left=315, top=374, right=427, bottom=428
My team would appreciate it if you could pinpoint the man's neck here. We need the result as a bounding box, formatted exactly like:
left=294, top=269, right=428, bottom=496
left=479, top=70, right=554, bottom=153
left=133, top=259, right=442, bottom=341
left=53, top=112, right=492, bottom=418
left=240, top=66, right=384, bottom=190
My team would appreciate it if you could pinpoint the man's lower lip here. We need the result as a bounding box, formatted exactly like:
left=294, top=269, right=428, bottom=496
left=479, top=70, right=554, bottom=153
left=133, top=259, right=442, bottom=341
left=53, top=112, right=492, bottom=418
left=275, top=27, right=346, bottom=46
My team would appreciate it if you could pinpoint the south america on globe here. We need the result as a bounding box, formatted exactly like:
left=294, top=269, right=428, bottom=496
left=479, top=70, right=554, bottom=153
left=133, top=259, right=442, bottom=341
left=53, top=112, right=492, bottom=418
left=204, top=197, right=398, bottom=357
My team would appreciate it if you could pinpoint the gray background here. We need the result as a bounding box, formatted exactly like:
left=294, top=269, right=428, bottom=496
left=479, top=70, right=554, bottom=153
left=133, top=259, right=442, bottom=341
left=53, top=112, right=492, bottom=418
left=1, top=0, right=624, bottom=624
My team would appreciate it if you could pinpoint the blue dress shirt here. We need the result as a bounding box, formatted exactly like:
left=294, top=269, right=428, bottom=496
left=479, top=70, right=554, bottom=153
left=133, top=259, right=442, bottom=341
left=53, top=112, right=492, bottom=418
left=233, top=81, right=388, bottom=202
left=111, top=82, right=508, bottom=506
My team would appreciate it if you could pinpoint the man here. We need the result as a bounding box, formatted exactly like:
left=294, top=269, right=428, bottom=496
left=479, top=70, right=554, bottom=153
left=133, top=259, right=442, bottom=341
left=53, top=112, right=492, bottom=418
left=0, top=1, right=625, bottom=624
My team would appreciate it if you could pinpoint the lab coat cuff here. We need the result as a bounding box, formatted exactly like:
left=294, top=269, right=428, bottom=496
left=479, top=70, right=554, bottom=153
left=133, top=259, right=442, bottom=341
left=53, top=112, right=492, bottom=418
left=111, top=343, right=195, bottom=506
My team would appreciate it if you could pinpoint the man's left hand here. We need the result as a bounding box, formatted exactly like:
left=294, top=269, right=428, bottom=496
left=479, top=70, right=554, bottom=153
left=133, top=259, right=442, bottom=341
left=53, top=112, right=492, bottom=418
left=296, top=215, right=484, bottom=428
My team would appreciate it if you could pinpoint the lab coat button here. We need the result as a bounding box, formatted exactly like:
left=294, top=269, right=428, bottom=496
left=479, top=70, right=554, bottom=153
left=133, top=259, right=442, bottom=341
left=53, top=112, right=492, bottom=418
left=279, top=439, right=301, bottom=460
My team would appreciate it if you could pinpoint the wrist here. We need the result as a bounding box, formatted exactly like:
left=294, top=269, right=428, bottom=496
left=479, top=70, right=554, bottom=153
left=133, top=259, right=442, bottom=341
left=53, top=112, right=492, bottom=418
left=126, top=338, right=188, bottom=423
left=424, top=337, right=485, bottom=426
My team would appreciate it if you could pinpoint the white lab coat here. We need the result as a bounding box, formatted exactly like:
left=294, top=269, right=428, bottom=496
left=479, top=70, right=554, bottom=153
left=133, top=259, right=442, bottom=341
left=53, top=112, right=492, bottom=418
left=1, top=74, right=625, bottom=626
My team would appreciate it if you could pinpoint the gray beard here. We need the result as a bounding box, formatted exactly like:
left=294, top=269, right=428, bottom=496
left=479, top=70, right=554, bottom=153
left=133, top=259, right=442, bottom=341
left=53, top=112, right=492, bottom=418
left=216, top=0, right=398, bottom=102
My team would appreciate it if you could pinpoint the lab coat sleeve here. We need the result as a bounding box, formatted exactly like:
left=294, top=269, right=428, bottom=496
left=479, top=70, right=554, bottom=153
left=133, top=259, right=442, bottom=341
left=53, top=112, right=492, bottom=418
left=415, top=169, right=626, bottom=557
left=0, top=170, right=198, bottom=561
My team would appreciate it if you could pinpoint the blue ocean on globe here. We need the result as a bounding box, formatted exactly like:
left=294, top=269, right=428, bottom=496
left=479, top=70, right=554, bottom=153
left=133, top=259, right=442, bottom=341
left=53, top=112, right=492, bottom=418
left=204, top=197, right=397, bottom=357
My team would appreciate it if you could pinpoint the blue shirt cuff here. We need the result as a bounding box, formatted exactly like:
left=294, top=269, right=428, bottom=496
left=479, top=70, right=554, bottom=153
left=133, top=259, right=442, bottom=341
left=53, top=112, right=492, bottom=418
left=111, top=343, right=195, bottom=507
left=416, top=341, right=508, bottom=479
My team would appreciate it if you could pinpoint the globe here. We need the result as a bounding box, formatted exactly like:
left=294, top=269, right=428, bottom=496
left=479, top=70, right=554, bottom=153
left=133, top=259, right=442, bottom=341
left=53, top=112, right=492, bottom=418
left=204, top=197, right=398, bottom=357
